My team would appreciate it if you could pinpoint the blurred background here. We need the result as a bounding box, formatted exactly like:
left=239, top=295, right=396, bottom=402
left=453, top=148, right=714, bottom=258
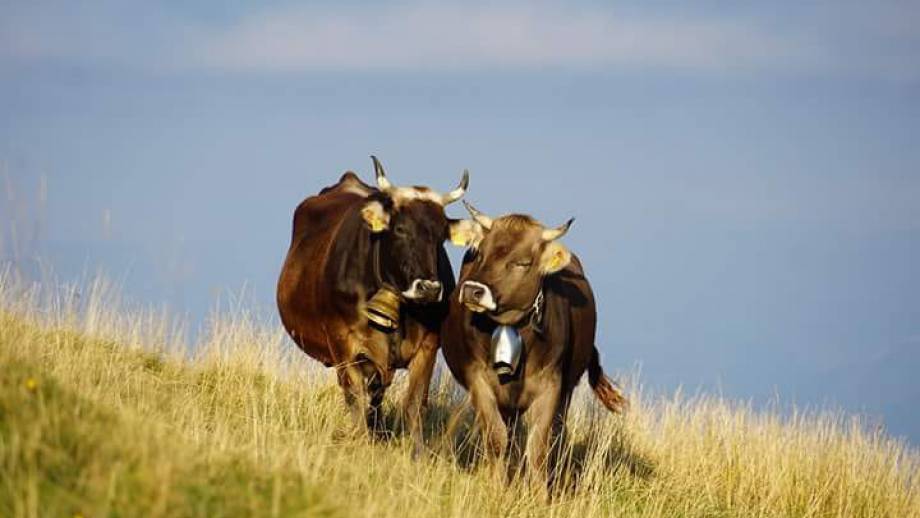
left=2, top=2, right=918, bottom=442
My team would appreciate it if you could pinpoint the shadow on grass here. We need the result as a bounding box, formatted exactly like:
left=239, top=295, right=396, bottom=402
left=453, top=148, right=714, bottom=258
left=361, top=390, right=466, bottom=448
left=346, top=380, right=656, bottom=495
left=553, top=422, right=656, bottom=493
left=429, top=400, right=656, bottom=492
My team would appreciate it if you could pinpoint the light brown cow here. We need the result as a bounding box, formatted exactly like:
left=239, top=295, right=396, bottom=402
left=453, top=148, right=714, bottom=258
left=442, top=203, right=626, bottom=486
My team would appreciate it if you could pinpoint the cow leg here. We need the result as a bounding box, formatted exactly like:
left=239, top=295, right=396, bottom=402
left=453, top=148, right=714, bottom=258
left=367, top=372, right=387, bottom=435
left=336, top=362, right=371, bottom=436
left=337, top=326, right=395, bottom=437
left=468, top=373, right=508, bottom=463
left=547, top=396, right=572, bottom=491
left=524, top=378, right=562, bottom=491
left=502, top=409, right=524, bottom=482
left=401, top=337, right=438, bottom=458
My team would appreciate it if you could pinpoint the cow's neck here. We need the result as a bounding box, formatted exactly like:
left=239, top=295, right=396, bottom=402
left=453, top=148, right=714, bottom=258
left=370, top=236, right=385, bottom=289
left=511, top=287, right=545, bottom=335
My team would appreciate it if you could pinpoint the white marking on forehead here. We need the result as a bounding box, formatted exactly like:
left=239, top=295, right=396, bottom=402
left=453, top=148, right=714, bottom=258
left=391, top=187, right=443, bottom=206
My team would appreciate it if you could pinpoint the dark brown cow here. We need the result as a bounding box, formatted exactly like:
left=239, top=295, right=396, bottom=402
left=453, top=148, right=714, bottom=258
left=442, top=202, right=627, bottom=486
left=277, top=157, right=474, bottom=453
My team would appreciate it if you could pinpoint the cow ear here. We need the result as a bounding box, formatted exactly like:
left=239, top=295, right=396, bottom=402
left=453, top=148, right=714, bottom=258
left=361, top=200, right=390, bottom=233
left=539, top=242, right=571, bottom=274
left=448, top=219, right=483, bottom=248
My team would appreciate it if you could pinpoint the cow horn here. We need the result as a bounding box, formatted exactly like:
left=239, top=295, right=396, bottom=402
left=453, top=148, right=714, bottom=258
left=463, top=200, right=493, bottom=230
left=370, top=155, right=392, bottom=191
left=542, top=218, right=574, bottom=241
left=442, top=169, right=469, bottom=205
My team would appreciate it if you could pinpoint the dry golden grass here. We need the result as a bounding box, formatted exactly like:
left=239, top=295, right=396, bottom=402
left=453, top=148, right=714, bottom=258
left=1, top=272, right=918, bottom=517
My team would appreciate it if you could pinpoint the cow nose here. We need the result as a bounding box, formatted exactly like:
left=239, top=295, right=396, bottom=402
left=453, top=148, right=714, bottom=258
left=459, top=281, right=497, bottom=311
left=417, top=280, right=442, bottom=299
left=402, top=279, right=443, bottom=303
left=462, top=284, right=485, bottom=302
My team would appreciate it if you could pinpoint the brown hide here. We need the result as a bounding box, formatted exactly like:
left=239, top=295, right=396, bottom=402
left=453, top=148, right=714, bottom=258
left=277, top=173, right=374, bottom=367
left=441, top=214, right=625, bottom=485
left=442, top=255, right=602, bottom=408
left=277, top=171, right=455, bottom=452
left=278, top=170, right=454, bottom=367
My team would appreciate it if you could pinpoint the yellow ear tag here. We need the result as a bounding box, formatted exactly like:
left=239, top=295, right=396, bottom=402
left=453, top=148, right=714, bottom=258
left=450, top=228, right=469, bottom=246
left=369, top=216, right=386, bottom=233
left=362, top=206, right=388, bottom=233
left=548, top=250, right=565, bottom=271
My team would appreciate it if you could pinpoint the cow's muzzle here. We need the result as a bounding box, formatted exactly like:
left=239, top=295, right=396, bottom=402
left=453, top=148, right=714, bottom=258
left=459, top=280, right=497, bottom=312
left=402, top=279, right=443, bottom=303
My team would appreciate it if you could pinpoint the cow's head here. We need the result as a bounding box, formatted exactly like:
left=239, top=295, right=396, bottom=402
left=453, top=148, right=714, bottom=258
left=452, top=202, right=574, bottom=325
left=359, top=156, right=474, bottom=304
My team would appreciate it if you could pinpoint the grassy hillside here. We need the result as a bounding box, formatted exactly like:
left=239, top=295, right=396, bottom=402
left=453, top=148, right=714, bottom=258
left=1, top=276, right=918, bottom=517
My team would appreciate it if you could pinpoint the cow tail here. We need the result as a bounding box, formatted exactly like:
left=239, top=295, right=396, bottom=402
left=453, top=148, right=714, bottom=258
left=588, top=346, right=628, bottom=413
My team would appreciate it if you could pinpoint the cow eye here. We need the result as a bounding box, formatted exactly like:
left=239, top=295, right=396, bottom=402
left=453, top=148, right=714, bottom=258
left=512, top=260, right=532, bottom=269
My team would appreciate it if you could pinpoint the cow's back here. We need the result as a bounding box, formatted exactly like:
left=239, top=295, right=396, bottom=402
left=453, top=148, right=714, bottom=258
left=520, top=255, right=598, bottom=400
left=547, top=255, right=598, bottom=395
left=277, top=173, right=370, bottom=364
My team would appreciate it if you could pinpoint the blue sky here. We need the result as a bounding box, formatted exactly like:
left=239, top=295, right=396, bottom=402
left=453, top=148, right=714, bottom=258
left=2, top=1, right=919, bottom=442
